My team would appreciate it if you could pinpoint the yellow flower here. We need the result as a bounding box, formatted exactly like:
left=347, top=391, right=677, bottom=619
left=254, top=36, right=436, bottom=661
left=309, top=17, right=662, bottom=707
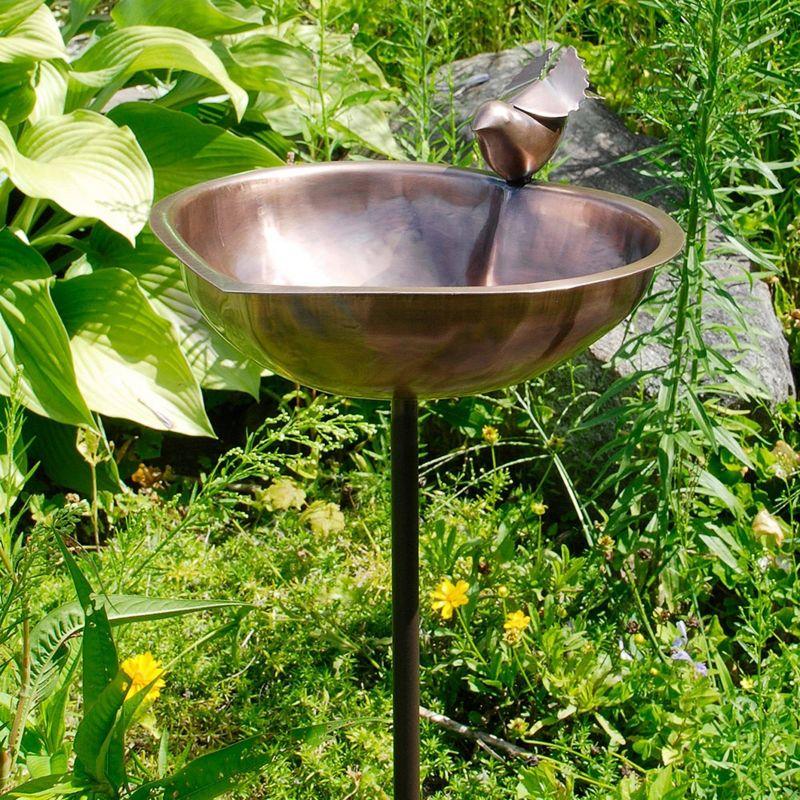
left=482, top=425, right=500, bottom=445
left=497, top=584, right=509, bottom=599
left=504, top=610, right=531, bottom=633
left=508, top=717, right=529, bottom=737
left=740, top=676, right=755, bottom=692
left=302, top=501, right=345, bottom=536
left=504, top=610, right=531, bottom=644
left=261, top=478, right=306, bottom=511
left=430, top=579, right=470, bottom=620
left=752, top=509, right=784, bottom=547
left=530, top=500, right=547, bottom=516
left=120, top=652, right=165, bottom=703
left=633, top=633, right=646, bottom=646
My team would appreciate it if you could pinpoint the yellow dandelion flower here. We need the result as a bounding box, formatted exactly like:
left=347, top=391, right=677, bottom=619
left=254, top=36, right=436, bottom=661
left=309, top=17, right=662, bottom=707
left=430, top=579, right=470, bottom=620
left=120, top=652, right=165, bottom=703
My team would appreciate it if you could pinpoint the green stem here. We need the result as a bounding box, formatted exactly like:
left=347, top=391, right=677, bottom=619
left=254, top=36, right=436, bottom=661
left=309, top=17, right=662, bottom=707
left=10, top=197, right=43, bottom=234
left=456, top=608, right=487, bottom=666
left=31, top=216, right=92, bottom=244
left=0, top=614, right=30, bottom=791
left=314, top=0, right=332, bottom=161
left=623, top=564, right=668, bottom=664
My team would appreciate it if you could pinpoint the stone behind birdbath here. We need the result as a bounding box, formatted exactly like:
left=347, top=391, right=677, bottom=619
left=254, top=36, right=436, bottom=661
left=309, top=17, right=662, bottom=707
left=419, top=43, right=795, bottom=406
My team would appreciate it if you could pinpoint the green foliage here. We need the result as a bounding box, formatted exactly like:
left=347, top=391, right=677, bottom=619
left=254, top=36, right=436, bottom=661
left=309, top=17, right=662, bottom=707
left=1, top=0, right=798, bottom=797
left=0, top=0, right=402, bottom=472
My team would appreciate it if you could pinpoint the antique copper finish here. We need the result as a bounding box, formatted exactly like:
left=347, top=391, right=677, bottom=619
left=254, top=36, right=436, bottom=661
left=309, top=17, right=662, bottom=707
left=150, top=161, right=683, bottom=400
left=472, top=46, right=589, bottom=184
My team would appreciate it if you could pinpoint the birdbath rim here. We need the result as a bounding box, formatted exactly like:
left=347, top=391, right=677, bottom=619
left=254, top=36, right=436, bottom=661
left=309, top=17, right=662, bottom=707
left=150, top=160, right=684, bottom=296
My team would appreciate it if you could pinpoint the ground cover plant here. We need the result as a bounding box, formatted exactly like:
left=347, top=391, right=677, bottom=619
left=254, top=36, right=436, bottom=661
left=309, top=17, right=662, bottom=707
left=0, top=0, right=799, bottom=798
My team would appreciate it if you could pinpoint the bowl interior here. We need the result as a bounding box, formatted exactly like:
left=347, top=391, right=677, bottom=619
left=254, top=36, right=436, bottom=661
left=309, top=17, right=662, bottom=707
left=162, top=164, right=669, bottom=291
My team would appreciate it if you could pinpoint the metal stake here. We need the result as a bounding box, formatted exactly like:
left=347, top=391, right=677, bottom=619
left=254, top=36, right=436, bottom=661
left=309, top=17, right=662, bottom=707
left=391, top=397, right=420, bottom=800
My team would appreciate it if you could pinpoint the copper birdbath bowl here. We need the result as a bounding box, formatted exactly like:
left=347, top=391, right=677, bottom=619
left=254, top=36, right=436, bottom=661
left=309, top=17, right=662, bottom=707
left=151, top=48, right=683, bottom=797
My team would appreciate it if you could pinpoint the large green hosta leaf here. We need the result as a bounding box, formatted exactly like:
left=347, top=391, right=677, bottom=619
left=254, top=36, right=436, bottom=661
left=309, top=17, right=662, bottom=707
left=112, top=0, right=264, bottom=38
left=0, top=62, right=36, bottom=124
left=62, top=0, right=102, bottom=40
left=68, top=26, right=248, bottom=119
left=0, top=110, right=152, bottom=242
left=0, top=0, right=43, bottom=33
left=0, top=229, right=93, bottom=427
left=88, top=225, right=261, bottom=397
left=51, top=268, right=214, bottom=437
left=0, top=5, right=65, bottom=63
left=108, top=102, right=281, bottom=199
left=30, top=60, right=67, bottom=122
left=229, top=23, right=403, bottom=159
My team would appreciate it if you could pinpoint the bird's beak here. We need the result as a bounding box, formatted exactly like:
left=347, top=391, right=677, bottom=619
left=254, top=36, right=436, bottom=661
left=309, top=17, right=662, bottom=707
left=472, top=100, right=511, bottom=133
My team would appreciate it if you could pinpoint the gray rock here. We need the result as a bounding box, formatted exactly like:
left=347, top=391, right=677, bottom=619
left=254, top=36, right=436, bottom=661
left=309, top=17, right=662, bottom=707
left=431, top=43, right=796, bottom=404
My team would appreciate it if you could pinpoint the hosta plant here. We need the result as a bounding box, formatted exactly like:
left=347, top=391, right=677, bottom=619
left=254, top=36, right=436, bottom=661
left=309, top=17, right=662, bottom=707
left=0, top=0, right=401, bottom=495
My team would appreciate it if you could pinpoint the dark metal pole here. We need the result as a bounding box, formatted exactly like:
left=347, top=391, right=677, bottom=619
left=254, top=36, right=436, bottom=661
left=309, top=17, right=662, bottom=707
left=391, top=396, right=420, bottom=800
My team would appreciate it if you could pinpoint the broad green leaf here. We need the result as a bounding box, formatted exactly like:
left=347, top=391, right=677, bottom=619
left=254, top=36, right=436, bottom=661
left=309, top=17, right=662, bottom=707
left=0, top=773, right=87, bottom=799
left=237, top=23, right=402, bottom=159
left=38, top=655, right=78, bottom=755
left=88, top=226, right=261, bottom=396
left=695, top=469, right=745, bottom=516
left=26, top=415, right=122, bottom=497
left=0, top=0, right=43, bottom=34
left=52, top=534, right=119, bottom=712
left=0, top=110, right=152, bottom=242
left=128, top=736, right=271, bottom=800
left=52, top=268, right=214, bottom=437
left=331, top=101, right=405, bottom=160
left=0, top=230, right=93, bottom=427
left=25, top=752, right=68, bottom=780
left=0, top=5, right=65, bottom=64
left=0, top=63, right=36, bottom=124
left=29, top=60, right=67, bottom=122
left=215, top=33, right=302, bottom=103
left=648, top=765, right=674, bottom=800
left=699, top=533, right=741, bottom=572
left=69, top=26, right=247, bottom=119
left=62, top=0, right=101, bottom=41
left=594, top=711, right=626, bottom=746
left=73, top=670, right=128, bottom=788
left=28, top=595, right=242, bottom=705
left=112, top=0, right=264, bottom=37
left=107, top=102, right=282, bottom=199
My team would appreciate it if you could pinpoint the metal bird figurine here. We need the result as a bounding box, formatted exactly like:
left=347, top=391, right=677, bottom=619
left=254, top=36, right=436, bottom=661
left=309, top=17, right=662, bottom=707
left=472, top=47, right=589, bottom=185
